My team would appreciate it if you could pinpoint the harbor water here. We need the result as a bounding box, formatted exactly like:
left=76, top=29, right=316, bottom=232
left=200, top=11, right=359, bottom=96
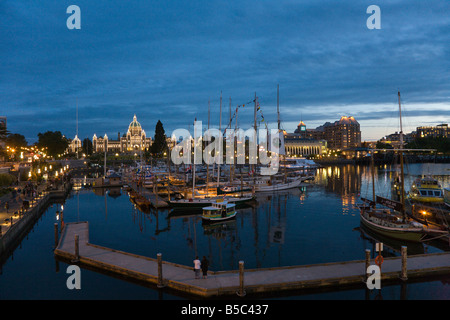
left=0, top=163, right=449, bottom=299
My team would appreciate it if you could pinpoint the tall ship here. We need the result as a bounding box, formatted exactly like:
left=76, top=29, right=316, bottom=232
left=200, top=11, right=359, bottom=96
left=357, top=92, right=425, bottom=242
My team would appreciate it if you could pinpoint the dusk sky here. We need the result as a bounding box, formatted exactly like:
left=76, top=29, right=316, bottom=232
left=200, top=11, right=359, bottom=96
left=1, top=0, right=449, bottom=144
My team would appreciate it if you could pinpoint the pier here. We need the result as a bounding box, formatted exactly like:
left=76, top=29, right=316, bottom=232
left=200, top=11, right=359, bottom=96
left=55, top=221, right=450, bottom=298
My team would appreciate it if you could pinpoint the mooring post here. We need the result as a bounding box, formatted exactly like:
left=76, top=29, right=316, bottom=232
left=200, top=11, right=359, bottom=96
left=157, top=253, right=164, bottom=288
left=237, top=260, right=246, bottom=297
left=400, top=246, right=408, bottom=281
left=54, top=223, right=58, bottom=248
left=365, top=249, right=371, bottom=281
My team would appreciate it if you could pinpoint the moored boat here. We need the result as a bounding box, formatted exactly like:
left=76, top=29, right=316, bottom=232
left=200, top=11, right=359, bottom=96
left=445, top=188, right=450, bottom=208
left=357, top=92, right=425, bottom=242
left=358, top=199, right=425, bottom=242
left=202, top=200, right=237, bottom=222
left=408, top=177, right=444, bottom=204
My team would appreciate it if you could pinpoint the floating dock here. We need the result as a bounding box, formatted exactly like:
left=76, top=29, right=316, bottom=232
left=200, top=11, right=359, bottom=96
left=54, top=221, right=450, bottom=298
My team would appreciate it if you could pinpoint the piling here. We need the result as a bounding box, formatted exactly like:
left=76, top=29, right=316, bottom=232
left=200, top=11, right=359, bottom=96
left=157, top=253, right=164, bottom=288
left=237, top=260, right=246, bottom=297
left=54, top=223, right=58, bottom=248
left=365, top=249, right=370, bottom=281
left=400, top=246, right=408, bottom=281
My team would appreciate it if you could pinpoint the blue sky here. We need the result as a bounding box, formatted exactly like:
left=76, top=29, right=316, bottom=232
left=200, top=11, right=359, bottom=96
left=1, top=0, right=449, bottom=143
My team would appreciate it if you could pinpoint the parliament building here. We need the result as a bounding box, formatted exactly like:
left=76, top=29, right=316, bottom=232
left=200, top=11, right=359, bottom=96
left=92, top=115, right=152, bottom=153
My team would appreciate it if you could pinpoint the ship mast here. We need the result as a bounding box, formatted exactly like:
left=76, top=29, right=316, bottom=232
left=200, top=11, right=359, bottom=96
left=398, top=91, right=406, bottom=220
left=217, top=91, right=222, bottom=188
left=206, top=99, right=210, bottom=197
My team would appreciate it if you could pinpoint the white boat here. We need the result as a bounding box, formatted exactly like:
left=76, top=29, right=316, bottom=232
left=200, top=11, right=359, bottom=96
left=282, top=157, right=318, bottom=169
left=202, top=200, right=237, bottom=222
left=253, top=176, right=303, bottom=192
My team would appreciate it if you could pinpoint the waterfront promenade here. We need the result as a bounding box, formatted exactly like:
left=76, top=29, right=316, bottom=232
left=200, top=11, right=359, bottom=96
left=0, top=180, right=71, bottom=258
left=55, top=221, right=450, bottom=298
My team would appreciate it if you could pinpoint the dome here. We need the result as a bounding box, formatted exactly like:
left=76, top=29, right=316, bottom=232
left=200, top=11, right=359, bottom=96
left=129, top=115, right=141, bottom=129
left=339, top=116, right=358, bottom=125
left=298, top=121, right=306, bottom=127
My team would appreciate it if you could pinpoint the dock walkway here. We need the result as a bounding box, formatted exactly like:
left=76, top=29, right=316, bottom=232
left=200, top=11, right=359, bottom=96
left=55, top=222, right=450, bottom=298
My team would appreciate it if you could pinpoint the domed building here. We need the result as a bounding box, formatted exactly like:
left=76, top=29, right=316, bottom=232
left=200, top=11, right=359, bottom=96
left=284, top=121, right=327, bottom=157
left=92, top=115, right=152, bottom=153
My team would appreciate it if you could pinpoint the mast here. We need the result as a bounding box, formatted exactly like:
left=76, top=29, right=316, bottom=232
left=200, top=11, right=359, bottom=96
left=277, top=85, right=287, bottom=182
left=76, top=99, right=79, bottom=159
left=206, top=99, right=210, bottom=196
left=217, top=91, right=222, bottom=188
left=229, top=96, right=233, bottom=184
left=104, top=136, right=107, bottom=177
left=192, top=118, right=197, bottom=199
left=398, top=91, right=406, bottom=220
left=371, top=149, right=376, bottom=205
left=253, top=92, right=257, bottom=178
left=277, top=84, right=280, bottom=131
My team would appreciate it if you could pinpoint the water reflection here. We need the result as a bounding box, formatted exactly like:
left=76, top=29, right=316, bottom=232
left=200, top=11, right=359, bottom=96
left=60, top=163, right=449, bottom=272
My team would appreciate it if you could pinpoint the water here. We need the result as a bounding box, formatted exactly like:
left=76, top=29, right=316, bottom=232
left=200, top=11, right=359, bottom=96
left=0, top=163, right=449, bottom=300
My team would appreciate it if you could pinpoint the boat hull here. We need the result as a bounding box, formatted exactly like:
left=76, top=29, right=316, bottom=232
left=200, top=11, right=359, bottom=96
left=254, top=178, right=302, bottom=192
left=201, top=212, right=237, bottom=222
left=359, top=212, right=424, bottom=242
left=168, top=197, right=253, bottom=208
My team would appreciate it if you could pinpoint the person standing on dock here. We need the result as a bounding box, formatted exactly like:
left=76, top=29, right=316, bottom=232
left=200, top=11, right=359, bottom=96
left=193, top=256, right=201, bottom=279
left=201, top=256, right=209, bottom=279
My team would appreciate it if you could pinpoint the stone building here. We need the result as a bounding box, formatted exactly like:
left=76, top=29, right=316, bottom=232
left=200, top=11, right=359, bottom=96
left=92, top=115, right=152, bottom=153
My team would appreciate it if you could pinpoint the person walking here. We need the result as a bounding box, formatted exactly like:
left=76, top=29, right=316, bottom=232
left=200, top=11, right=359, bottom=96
left=201, top=256, right=209, bottom=279
left=193, top=256, right=201, bottom=279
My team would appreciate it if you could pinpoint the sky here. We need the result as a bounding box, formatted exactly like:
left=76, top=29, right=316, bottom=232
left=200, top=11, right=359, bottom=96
left=1, top=0, right=449, bottom=144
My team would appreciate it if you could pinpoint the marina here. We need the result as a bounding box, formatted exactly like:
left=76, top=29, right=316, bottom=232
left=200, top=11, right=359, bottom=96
left=54, top=221, right=450, bottom=298
left=0, top=162, right=449, bottom=299
left=2, top=2, right=450, bottom=303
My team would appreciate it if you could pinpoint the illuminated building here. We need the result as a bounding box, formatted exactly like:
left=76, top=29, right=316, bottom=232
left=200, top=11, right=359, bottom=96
left=284, top=121, right=327, bottom=157
left=92, top=115, right=152, bottom=153
left=416, top=124, right=448, bottom=138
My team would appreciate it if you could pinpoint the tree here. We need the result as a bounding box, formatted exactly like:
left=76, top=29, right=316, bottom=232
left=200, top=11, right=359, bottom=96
left=0, top=123, right=9, bottom=142
left=6, top=133, right=28, bottom=149
left=151, top=120, right=168, bottom=157
left=82, top=138, right=93, bottom=156
left=406, top=137, right=450, bottom=153
left=37, top=131, right=69, bottom=158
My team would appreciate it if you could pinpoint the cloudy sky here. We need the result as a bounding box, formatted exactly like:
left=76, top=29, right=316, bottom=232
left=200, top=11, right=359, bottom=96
left=1, top=0, right=449, bottom=143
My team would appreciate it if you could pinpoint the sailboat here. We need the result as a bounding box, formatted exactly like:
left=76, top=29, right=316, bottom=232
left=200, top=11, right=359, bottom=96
left=253, top=85, right=307, bottom=192
left=357, top=92, right=426, bottom=242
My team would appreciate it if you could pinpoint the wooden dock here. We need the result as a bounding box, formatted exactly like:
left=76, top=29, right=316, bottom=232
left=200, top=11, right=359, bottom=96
left=54, top=222, right=450, bottom=298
